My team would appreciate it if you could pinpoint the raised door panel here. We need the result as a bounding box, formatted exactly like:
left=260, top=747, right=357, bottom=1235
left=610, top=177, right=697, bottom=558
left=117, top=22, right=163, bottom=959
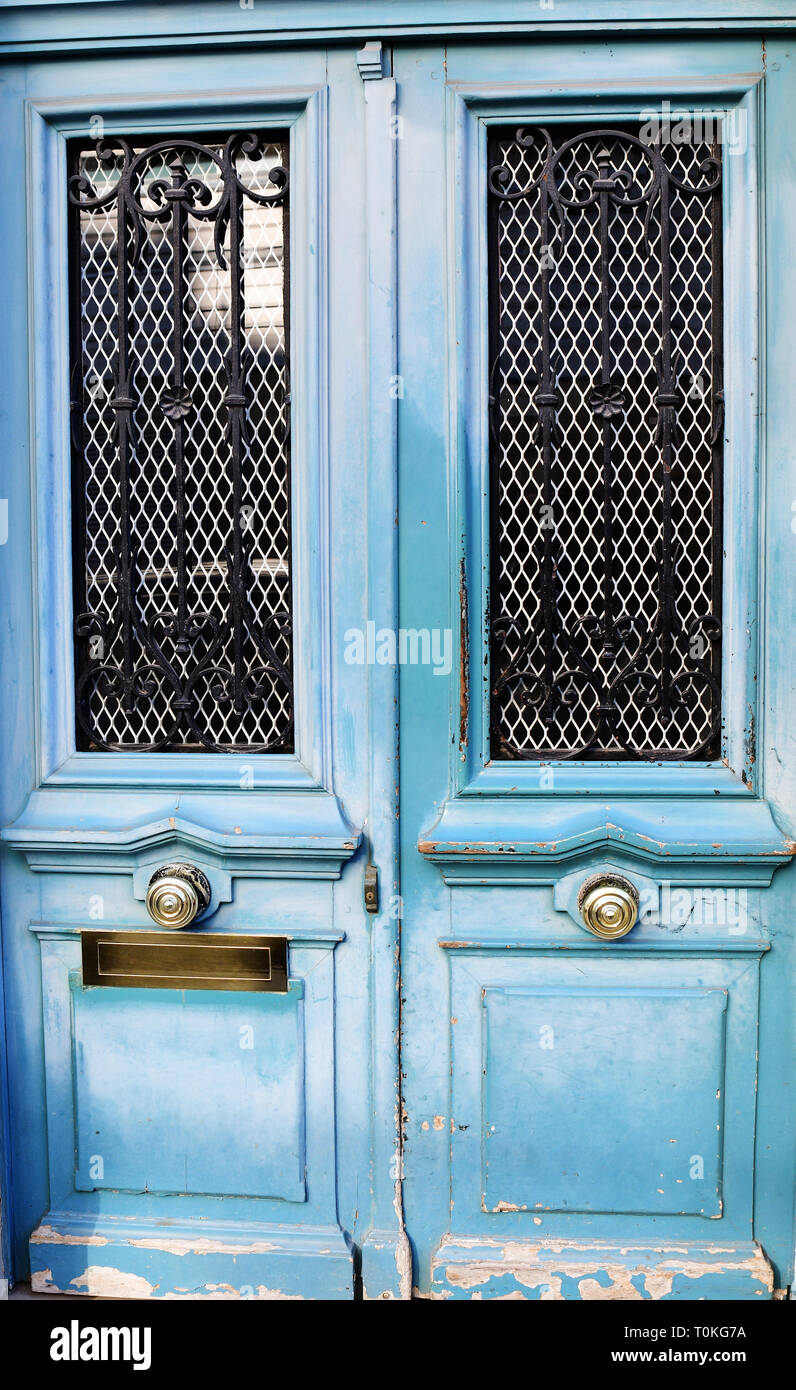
left=482, top=985, right=726, bottom=1217
left=73, top=978, right=306, bottom=1202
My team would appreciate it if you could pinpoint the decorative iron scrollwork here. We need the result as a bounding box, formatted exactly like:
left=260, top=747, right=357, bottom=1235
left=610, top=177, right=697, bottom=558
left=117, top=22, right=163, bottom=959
left=69, top=132, right=293, bottom=752
left=488, top=124, right=723, bottom=760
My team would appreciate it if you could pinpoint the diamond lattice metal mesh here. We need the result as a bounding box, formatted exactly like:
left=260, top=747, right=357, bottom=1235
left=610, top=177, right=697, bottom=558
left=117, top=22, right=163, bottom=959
left=489, top=124, right=722, bottom=759
left=71, top=134, right=292, bottom=751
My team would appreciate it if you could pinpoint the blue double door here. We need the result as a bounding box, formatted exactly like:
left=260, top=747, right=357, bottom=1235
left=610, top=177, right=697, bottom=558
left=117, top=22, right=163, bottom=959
left=1, top=27, right=794, bottom=1302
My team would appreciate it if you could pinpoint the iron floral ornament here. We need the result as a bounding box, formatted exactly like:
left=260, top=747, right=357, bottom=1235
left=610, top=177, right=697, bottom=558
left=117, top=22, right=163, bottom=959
left=587, top=381, right=627, bottom=419
left=159, top=385, right=193, bottom=420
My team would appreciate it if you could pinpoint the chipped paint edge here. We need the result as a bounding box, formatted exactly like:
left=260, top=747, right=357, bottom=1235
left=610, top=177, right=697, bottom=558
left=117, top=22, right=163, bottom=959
left=428, top=1239, right=774, bottom=1301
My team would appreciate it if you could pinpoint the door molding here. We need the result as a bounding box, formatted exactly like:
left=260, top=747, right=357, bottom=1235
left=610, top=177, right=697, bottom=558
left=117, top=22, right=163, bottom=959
left=25, top=85, right=334, bottom=798
left=29, top=926, right=353, bottom=1299
left=419, top=61, right=795, bottom=886
left=445, top=71, right=764, bottom=800
left=357, top=51, right=412, bottom=1300
left=3, top=1, right=796, bottom=62
left=7, top=80, right=367, bottom=874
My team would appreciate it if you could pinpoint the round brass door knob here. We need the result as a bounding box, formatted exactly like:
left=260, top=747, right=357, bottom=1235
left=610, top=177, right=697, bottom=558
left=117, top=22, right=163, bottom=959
left=145, top=863, right=211, bottom=929
left=577, top=873, right=639, bottom=939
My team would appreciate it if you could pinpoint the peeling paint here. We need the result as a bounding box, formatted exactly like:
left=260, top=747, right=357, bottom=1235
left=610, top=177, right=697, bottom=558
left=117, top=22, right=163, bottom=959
left=128, top=1236, right=280, bottom=1256
left=431, top=1240, right=773, bottom=1301
left=31, top=1225, right=108, bottom=1247
left=35, top=1266, right=308, bottom=1300
left=70, top=1266, right=158, bottom=1299
left=576, top=1275, right=643, bottom=1301
left=180, top=1284, right=304, bottom=1301
left=31, top=1226, right=280, bottom=1257
left=459, top=556, right=469, bottom=752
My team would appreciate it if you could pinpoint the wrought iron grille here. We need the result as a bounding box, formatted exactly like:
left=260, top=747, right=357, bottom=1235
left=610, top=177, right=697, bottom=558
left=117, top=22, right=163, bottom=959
left=488, top=124, right=723, bottom=760
left=69, top=132, right=293, bottom=751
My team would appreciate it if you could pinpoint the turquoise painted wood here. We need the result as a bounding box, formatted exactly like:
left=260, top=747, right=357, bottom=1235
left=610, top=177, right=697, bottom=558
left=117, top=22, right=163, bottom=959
left=0, top=3, right=794, bottom=1303
left=481, top=985, right=728, bottom=1217
left=0, top=18, right=404, bottom=1300
left=395, top=29, right=796, bottom=1300
left=71, top=981, right=307, bottom=1201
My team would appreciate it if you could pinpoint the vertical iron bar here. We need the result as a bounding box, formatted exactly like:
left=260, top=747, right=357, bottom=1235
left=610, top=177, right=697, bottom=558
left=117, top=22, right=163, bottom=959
left=538, top=173, right=557, bottom=724
left=68, top=148, right=91, bottom=740
left=225, top=168, right=247, bottom=715
left=279, top=148, right=291, bottom=728
left=114, top=166, right=136, bottom=705
left=596, top=152, right=617, bottom=661
left=486, top=132, right=506, bottom=756
left=168, top=157, right=190, bottom=652
left=280, top=144, right=294, bottom=746
left=657, top=159, right=675, bottom=721
left=709, top=139, right=724, bottom=752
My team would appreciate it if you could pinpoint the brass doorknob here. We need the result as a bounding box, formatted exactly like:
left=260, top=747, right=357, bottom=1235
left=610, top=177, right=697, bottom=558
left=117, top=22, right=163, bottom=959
left=577, top=873, right=638, bottom=939
left=145, top=863, right=211, bottom=929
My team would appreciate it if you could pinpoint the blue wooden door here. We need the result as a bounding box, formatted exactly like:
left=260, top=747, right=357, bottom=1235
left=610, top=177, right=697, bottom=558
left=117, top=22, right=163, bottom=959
left=0, top=34, right=406, bottom=1301
left=1, top=10, right=795, bottom=1306
left=395, top=34, right=796, bottom=1301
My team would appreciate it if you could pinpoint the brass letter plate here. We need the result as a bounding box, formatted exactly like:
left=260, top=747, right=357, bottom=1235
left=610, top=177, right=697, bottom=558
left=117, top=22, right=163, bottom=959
left=81, top=930, right=288, bottom=993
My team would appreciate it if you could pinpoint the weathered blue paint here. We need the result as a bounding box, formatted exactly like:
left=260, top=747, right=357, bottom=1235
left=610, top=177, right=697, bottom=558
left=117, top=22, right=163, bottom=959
left=0, top=3, right=794, bottom=1303
left=396, top=28, right=796, bottom=1300
left=0, top=21, right=403, bottom=1300
left=359, top=53, right=412, bottom=1299
left=71, top=980, right=307, bottom=1201
left=446, top=949, right=761, bottom=1233
left=482, top=986, right=728, bottom=1217
left=429, top=1240, right=773, bottom=1301
left=3, top=1, right=796, bottom=59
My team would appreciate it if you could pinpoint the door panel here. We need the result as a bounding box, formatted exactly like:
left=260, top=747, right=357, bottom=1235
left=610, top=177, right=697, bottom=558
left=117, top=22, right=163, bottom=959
left=0, top=41, right=404, bottom=1300
left=33, top=924, right=342, bottom=1275
left=396, top=35, right=795, bottom=1300
left=480, top=985, right=726, bottom=1218
left=72, top=983, right=306, bottom=1201
left=448, top=953, right=759, bottom=1232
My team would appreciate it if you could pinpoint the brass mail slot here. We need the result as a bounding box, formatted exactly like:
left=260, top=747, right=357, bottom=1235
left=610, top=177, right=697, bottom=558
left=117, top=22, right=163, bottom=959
left=81, top=930, right=288, bottom=993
